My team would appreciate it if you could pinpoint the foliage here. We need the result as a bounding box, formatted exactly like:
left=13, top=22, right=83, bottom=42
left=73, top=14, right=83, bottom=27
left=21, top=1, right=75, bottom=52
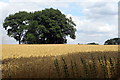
left=3, top=8, right=76, bottom=44
left=104, top=38, right=120, bottom=45
left=87, top=42, right=99, bottom=45
left=3, top=11, right=29, bottom=44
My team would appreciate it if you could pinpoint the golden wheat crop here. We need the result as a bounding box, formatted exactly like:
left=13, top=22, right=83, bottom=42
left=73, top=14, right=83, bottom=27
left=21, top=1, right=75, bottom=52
left=1, top=44, right=120, bottom=78
left=2, top=44, right=119, bottom=59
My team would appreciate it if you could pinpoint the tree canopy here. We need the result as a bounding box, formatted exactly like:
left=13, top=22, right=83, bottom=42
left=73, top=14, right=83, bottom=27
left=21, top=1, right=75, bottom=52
left=104, top=38, right=120, bottom=45
left=3, top=8, right=76, bottom=44
left=87, top=42, right=99, bottom=45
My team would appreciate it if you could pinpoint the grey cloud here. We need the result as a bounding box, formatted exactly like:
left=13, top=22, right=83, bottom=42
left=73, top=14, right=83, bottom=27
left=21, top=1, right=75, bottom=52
left=81, top=2, right=117, bottom=21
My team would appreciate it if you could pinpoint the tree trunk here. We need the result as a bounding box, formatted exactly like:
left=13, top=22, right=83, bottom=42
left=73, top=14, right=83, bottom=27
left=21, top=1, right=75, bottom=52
left=19, top=34, right=21, bottom=44
left=19, top=40, right=21, bottom=44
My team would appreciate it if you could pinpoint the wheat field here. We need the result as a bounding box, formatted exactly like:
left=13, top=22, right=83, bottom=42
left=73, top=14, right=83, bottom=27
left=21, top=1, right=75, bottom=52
left=1, top=44, right=120, bottom=78
left=2, top=44, right=118, bottom=59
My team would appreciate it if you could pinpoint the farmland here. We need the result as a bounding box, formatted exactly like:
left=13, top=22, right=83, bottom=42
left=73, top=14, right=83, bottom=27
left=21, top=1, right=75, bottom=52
left=1, top=44, right=120, bottom=78
left=2, top=44, right=118, bottom=59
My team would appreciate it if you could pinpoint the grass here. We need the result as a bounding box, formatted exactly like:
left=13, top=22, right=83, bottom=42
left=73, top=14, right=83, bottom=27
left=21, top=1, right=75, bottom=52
left=1, top=44, right=120, bottom=79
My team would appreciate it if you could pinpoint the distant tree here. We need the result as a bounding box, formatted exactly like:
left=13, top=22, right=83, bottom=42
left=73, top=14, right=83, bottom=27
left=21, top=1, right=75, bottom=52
left=104, top=38, right=120, bottom=45
left=3, top=8, right=76, bottom=44
left=87, top=42, right=99, bottom=45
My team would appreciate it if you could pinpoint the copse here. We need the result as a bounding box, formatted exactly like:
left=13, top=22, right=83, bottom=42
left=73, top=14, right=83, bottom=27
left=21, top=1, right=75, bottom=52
left=87, top=42, right=99, bottom=45
left=104, top=38, right=120, bottom=45
left=3, top=8, right=76, bottom=44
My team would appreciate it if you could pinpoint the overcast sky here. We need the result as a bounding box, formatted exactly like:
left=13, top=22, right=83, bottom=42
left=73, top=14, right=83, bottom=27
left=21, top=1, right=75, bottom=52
left=0, top=0, right=119, bottom=44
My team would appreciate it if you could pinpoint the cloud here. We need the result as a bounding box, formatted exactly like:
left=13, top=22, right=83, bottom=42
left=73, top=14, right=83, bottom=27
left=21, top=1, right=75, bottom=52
left=77, top=1, right=118, bottom=22
left=9, top=0, right=119, bottom=2
left=69, top=15, right=117, bottom=33
left=72, top=1, right=118, bottom=44
left=66, top=1, right=118, bottom=44
left=67, top=17, right=117, bottom=44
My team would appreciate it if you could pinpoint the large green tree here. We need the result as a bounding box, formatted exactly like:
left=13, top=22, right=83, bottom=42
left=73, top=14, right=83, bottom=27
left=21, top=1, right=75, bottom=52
left=3, top=8, right=76, bottom=44
left=104, top=38, right=120, bottom=45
